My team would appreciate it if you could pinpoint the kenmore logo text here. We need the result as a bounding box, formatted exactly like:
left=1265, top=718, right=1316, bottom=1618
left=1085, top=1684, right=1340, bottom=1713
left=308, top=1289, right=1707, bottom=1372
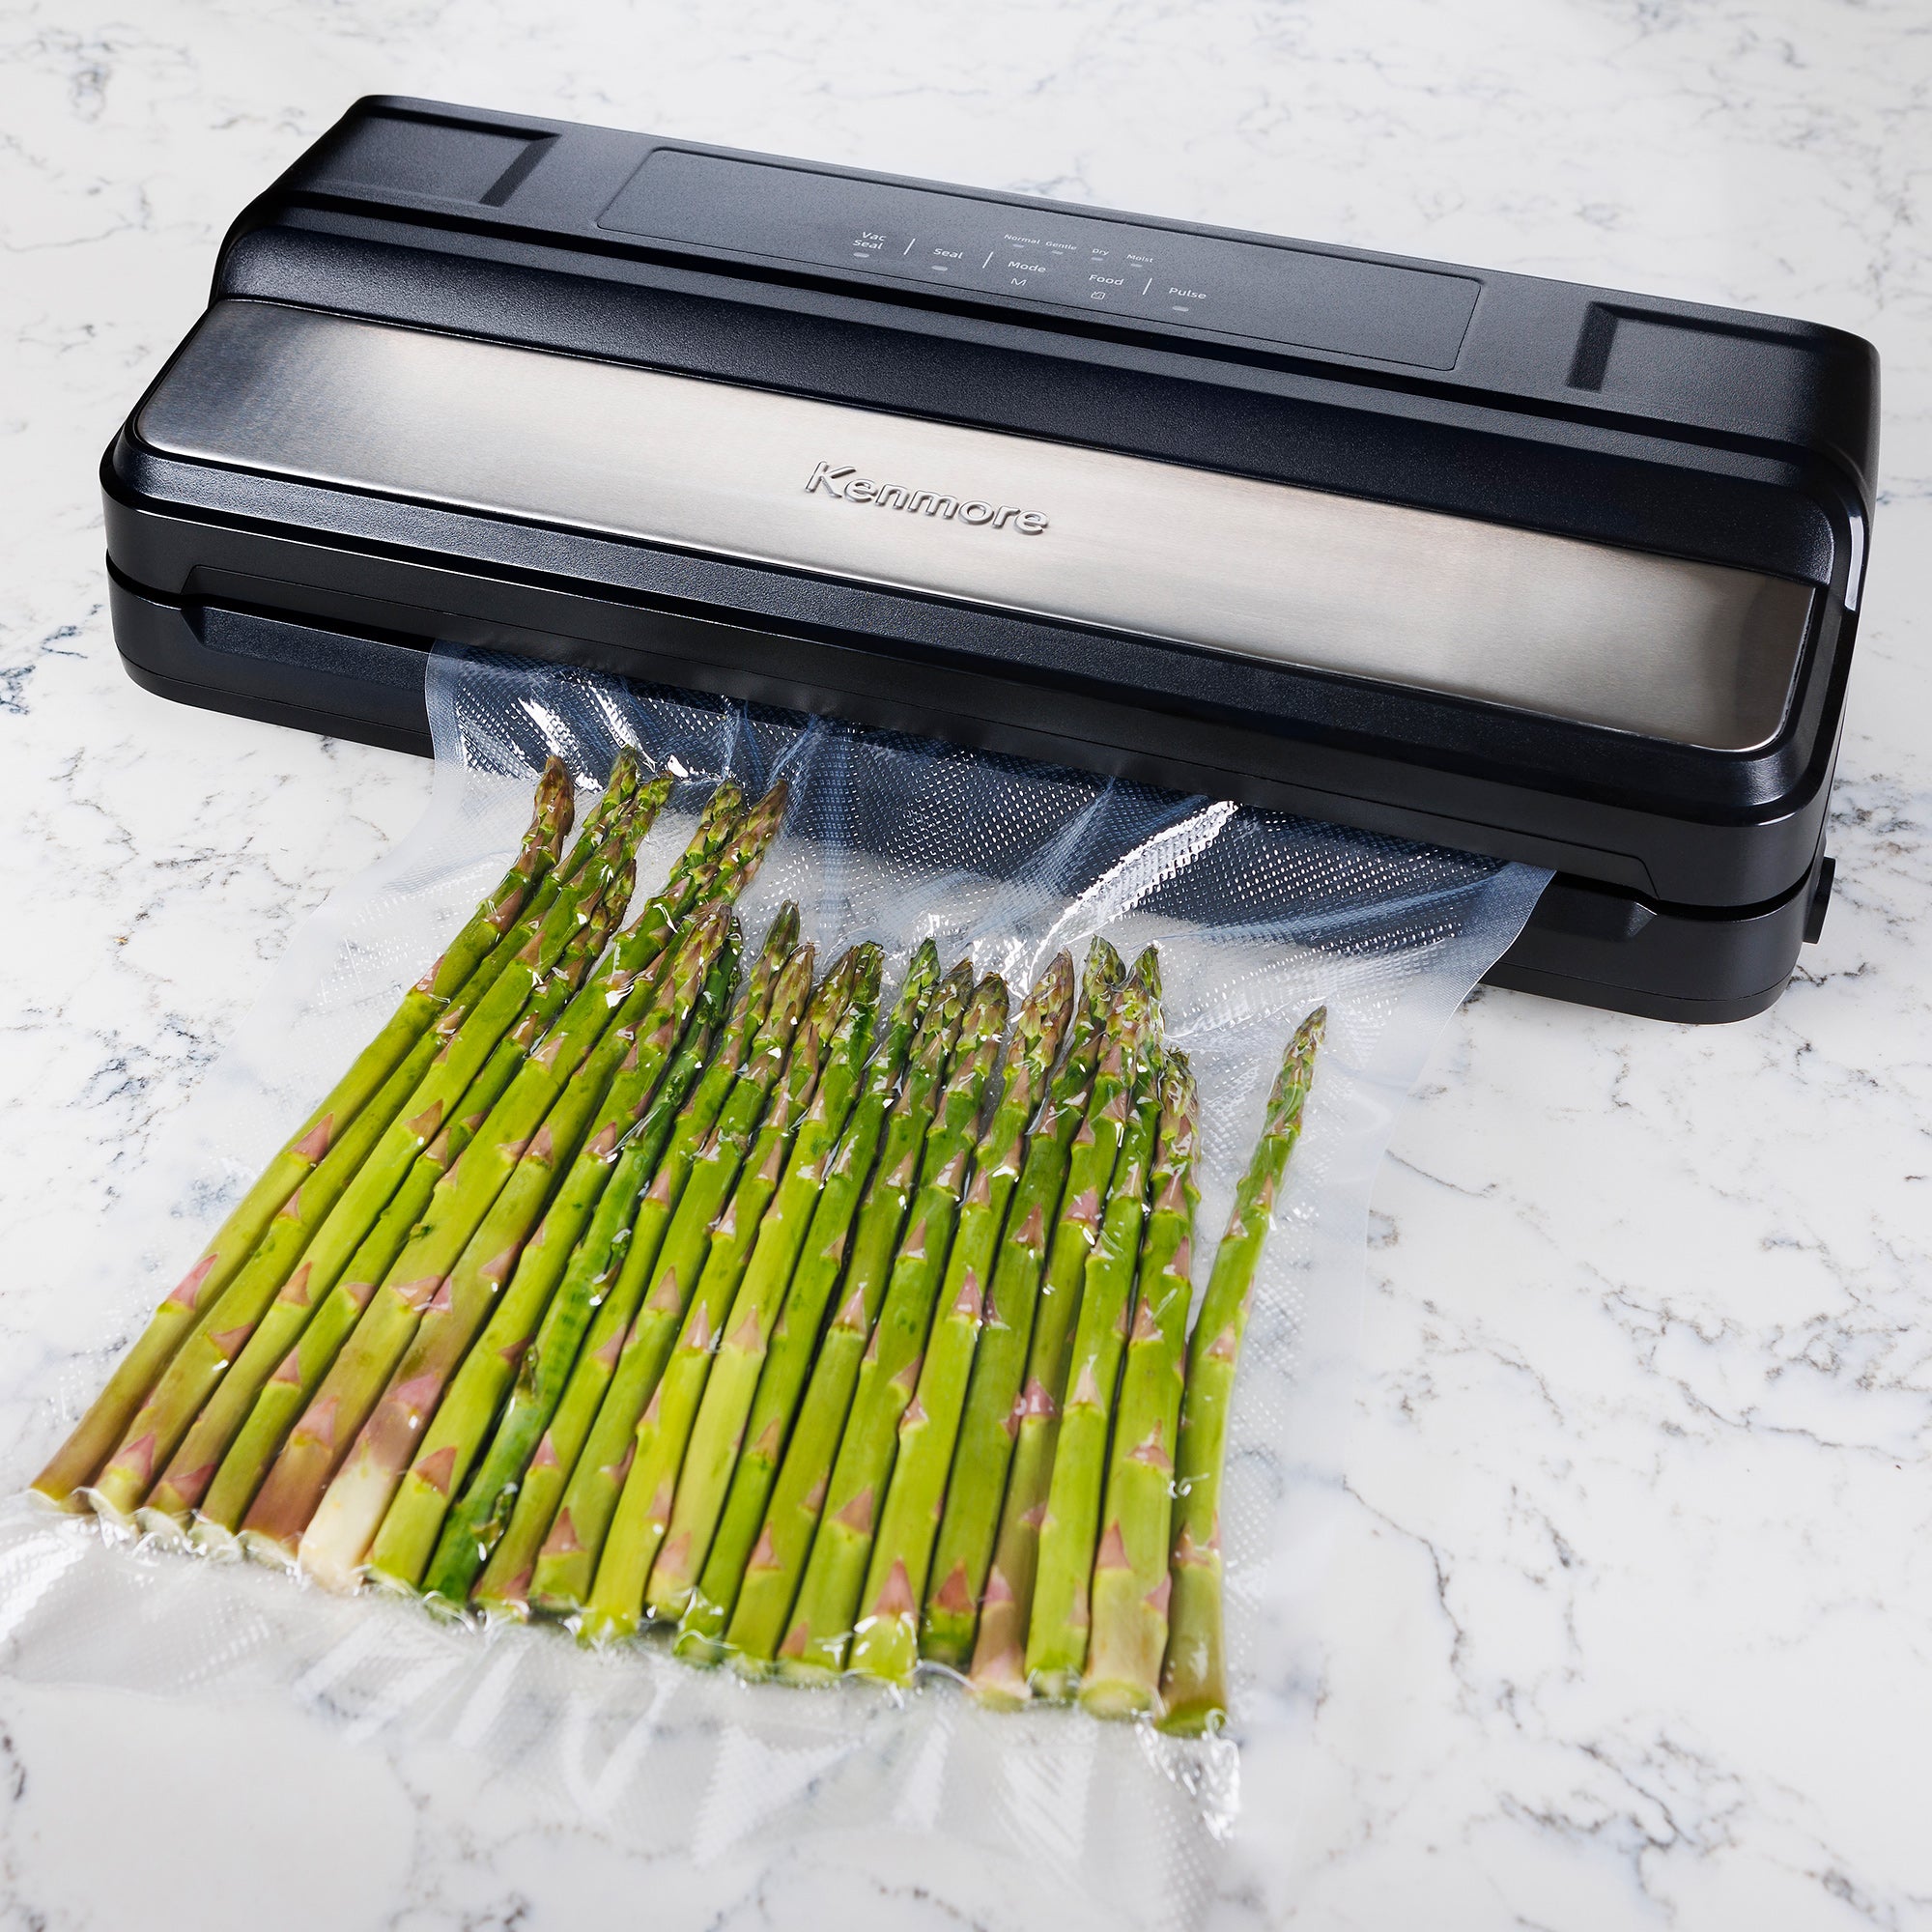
left=804, top=462, right=1048, bottom=535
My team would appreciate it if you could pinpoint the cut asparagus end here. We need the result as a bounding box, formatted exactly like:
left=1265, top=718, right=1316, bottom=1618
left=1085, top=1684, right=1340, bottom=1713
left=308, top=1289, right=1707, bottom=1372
left=576, top=1605, right=638, bottom=1648
left=967, top=1643, right=1032, bottom=1709
left=131, top=1504, right=191, bottom=1549
left=1078, top=1675, right=1155, bottom=1721
left=1154, top=1696, right=1227, bottom=1739
left=770, top=1656, right=840, bottom=1689
left=239, top=1526, right=300, bottom=1573
left=362, top=1565, right=423, bottom=1605
left=1027, top=1665, right=1081, bottom=1705
left=81, top=1484, right=138, bottom=1535
left=671, top=1622, right=728, bottom=1668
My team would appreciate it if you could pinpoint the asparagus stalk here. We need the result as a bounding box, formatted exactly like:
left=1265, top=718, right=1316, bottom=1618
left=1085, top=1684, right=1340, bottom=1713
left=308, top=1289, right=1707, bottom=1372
left=1160, top=1009, right=1323, bottom=1737
left=553, top=750, right=640, bottom=882
left=968, top=962, right=1157, bottom=1703
left=922, top=938, right=1125, bottom=1668
left=719, top=960, right=972, bottom=1671
left=675, top=943, right=945, bottom=1663
left=235, top=787, right=782, bottom=1561
left=651, top=779, right=748, bottom=896
left=527, top=933, right=814, bottom=1616
left=234, top=873, right=641, bottom=1561
left=580, top=949, right=867, bottom=1641
left=296, top=920, right=686, bottom=1594
left=196, top=885, right=627, bottom=1548
left=848, top=954, right=1074, bottom=1684
left=774, top=974, right=1009, bottom=1682
left=203, top=1064, right=512, bottom=1544
left=474, top=906, right=796, bottom=1617
left=159, top=806, right=694, bottom=1536
left=92, top=798, right=657, bottom=1526
left=423, top=937, right=737, bottom=1611
left=642, top=946, right=886, bottom=1628
left=1080, top=1055, right=1200, bottom=1718
left=32, top=758, right=576, bottom=1509
left=1024, top=1054, right=1165, bottom=1699
left=137, top=934, right=522, bottom=1532
left=356, top=908, right=733, bottom=1594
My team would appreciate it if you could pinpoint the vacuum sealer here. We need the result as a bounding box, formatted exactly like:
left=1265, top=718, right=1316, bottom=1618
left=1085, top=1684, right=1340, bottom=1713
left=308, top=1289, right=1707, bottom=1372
left=103, top=97, right=1879, bottom=1022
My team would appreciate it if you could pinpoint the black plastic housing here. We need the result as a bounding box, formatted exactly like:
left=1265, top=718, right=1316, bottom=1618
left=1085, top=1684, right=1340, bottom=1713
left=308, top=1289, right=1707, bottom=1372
left=101, top=97, right=1880, bottom=1021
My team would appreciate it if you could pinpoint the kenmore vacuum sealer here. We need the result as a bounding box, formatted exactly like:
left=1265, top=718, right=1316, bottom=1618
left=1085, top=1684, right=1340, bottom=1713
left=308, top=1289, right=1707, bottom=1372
left=103, top=98, right=1878, bottom=1022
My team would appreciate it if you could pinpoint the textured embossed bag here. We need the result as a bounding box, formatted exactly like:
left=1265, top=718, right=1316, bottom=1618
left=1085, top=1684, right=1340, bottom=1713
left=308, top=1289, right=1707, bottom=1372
left=0, top=644, right=1545, bottom=1930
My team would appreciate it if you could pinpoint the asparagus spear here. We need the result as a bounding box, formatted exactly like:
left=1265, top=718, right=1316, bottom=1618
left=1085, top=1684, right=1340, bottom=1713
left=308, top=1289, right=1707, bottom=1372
left=642, top=946, right=886, bottom=1628
left=1080, top=1055, right=1200, bottom=1718
left=528, top=934, right=815, bottom=1616
left=1160, top=1009, right=1323, bottom=1737
left=848, top=955, right=1074, bottom=1684
left=774, top=974, right=1009, bottom=1682
left=718, top=960, right=973, bottom=1671
left=1025, top=1054, right=1165, bottom=1699
left=233, top=821, right=658, bottom=1555
left=93, top=798, right=658, bottom=1526
left=675, top=943, right=944, bottom=1662
left=968, top=962, right=1157, bottom=1703
left=197, top=888, right=626, bottom=1548
left=137, top=935, right=523, bottom=1532
left=235, top=788, right=782, bottom=1561
left=580, top=950, right=867, bottom=1641
left=355, top=908, right=734, bottom=1594
left=156, top=784, right=749, bottom=1534
left=649, top=779, right=748, bottom=896
left=553, top=750, right=640, bottom=882
left=234, top=875, right=640, bottom=1561
left=32, top=758, right=576, bottom=1510
left=296, top=925, right=684, bottom=1593
left=422, top=936, right=737, bottom=1611
left=473, top=906, right=796, bottom=1617
left=922, top=938, right=1125, bottom=1668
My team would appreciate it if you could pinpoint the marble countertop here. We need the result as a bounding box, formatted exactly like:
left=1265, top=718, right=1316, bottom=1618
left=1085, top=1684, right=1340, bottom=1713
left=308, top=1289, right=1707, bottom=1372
left=2, top=1, right=1927, bottom=1926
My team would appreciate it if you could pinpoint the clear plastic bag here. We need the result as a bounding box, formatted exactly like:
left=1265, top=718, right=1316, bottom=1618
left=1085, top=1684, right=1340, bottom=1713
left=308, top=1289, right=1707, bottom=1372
left=0, top=643, right=1547, bottom=1929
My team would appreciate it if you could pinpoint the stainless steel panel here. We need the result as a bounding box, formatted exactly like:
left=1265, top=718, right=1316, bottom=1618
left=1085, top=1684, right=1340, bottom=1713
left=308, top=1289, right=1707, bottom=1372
left=138, top=300, right=1812, bottom=750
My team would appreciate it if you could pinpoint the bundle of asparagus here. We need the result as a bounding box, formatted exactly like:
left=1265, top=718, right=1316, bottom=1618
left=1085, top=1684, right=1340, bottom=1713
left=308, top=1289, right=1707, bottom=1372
left=34, top=750, right=1325, bottom=1741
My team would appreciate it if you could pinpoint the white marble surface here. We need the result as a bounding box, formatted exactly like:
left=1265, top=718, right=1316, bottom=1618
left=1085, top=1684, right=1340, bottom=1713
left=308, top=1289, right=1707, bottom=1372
left=0, top=1, right=1927, bottom=1927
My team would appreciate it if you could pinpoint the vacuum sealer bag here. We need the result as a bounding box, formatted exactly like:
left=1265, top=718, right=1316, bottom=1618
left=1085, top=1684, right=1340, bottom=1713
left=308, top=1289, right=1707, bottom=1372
left=0, top=644, right=1546, bottom=1929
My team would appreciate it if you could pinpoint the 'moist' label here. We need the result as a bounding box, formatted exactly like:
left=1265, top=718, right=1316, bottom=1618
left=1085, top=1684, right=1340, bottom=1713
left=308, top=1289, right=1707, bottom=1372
left=804, top=463, right=1048, bottom=534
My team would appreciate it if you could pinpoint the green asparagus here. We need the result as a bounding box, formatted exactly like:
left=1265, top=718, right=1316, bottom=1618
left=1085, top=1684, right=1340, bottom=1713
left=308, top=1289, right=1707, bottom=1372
left=643, top=945, right=886, bottom=1628
left=357, top=907, right=732, bottom=1594
left=425, top=932, right=738, bottom=1612
left=674, top=942, right=942, bottom=1662
left=849, top=954, right=1074, bottom=1684
left=1080, top=1054, right=1200, bottom=1718
left=528, top=933, right=814, bottom=1617
left=580, top=949, right=867, bottom=1641
left=775, top=974, right=1009, bottom=1682
left=284, top=866, right=709, bottom=1584
left=921, top=938, right=1124, bottom=1668
left=1025, top=1053, right=1165, bottom=1699
left=721, top=959, right=972, bottom=1671
left=139, top=923, right=543, bottom=1533
left=99, top=799, right=656, bottom=1527
left=473, top=906, right=797, bottom=1617
left=237, top=784, right=783, bottom=1561
left=968, top=962, right=1157, bottom=1704
left=1159, top=1009, right=1322, bottom=1737
left=237, top=870, right=644, bottom=1561
left=33, top=758, right=576, bottom=1510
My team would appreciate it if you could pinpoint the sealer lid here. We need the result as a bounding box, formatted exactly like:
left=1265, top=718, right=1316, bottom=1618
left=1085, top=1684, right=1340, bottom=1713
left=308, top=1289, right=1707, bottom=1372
left=108, top=97, right=1879, bottom=910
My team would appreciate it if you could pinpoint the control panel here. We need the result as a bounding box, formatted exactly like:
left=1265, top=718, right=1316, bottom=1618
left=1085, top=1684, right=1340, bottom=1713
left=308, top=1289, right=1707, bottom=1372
left=599, top=148, right=1481, bottom=370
